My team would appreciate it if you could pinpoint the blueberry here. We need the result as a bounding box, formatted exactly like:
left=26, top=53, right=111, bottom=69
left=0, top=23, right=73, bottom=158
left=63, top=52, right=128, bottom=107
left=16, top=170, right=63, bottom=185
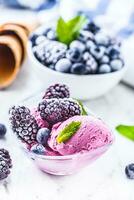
left=35, top=35, right=46, bottom=45
left=86, top=40, right=96, bottom=50
left=95, top=33, right=110, bottom=46
left=84, top=21, right=100, bottom=34
left=36, top=128, right=50, bottom=145
left=110, top=59, right=123, bottom=71
left=100, top=55, right=110, bottom=64
left=125, top=163, right=134, bottom=179
left=98, top=64, right=111, bottom=74
left=55, top=58, right=72, bottom=73
left=46, top=29, right=56, bottom=40
left=30, top=34, right=39, bottom=47
left=71, top=63, right=87, bottom=74
left=107, top=46, right=120, bottom=59
left=42, top=27, right=52, bottom=36
left=78, top=30, right=94, bottom=42
left=31, top=144, right=46, bottom=155
left=66, top=48, right=82, bottom=62
left=90, top=45, right=105, bottom=59
left=70, top=40, right=85, bottom=52
left=0, top=124, right=6, bottom=138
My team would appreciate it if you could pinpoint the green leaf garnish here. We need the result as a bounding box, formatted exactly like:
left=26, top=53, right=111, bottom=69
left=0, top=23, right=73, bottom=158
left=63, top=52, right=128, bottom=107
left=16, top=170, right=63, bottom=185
left=56, top=15, right=87, bottom=45
left=116, top=125, right=134, bottom=141
left=76, top=100, right=88, bottom=115
left=57, top=121, right=81, bottom=144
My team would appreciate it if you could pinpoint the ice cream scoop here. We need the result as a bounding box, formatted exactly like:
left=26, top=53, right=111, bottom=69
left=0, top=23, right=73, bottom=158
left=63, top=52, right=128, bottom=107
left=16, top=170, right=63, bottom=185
left=48, top=115, right=113, bottom=155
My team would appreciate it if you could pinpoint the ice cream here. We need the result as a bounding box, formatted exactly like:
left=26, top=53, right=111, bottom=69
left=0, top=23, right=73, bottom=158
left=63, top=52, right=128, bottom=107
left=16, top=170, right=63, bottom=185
left=48, top=115, right=113, bottom=155
left=31, top=108, right=49, bottom=128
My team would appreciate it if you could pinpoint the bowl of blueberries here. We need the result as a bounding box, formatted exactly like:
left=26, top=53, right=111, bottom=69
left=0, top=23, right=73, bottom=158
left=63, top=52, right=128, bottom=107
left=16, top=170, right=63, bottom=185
left=28, top=15, right=126, bottom=100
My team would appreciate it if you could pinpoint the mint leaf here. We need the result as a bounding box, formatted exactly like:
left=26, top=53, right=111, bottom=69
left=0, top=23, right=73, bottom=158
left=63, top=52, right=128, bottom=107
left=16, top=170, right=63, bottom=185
left=116, top=125, right=134, bottom=141
left=57, top=121, right=81, bottom=144
left=56, top=15, right=87, bottom=45
left=76, top=100, right=88, bottom=115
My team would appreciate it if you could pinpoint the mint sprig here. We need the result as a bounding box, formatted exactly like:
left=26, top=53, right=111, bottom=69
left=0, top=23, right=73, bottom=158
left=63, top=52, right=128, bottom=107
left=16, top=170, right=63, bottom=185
left=57, top=121, right=81, bottom=144
left=116, top=125, right=134, bottom=141
left=76, top=100, right=88, bottom=115
left=56, top=15, right=87, bottom=45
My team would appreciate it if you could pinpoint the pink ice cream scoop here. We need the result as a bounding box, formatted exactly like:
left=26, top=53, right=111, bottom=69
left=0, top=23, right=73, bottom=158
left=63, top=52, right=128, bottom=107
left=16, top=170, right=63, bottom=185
left=48, top=115, right=113, bottom=155
left=31, top=108, right=49, bottom=128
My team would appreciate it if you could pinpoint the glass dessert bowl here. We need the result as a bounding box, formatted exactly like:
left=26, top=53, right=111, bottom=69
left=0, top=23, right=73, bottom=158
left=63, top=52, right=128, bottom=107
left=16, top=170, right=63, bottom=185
left=9, top=83, right=114, bottom=175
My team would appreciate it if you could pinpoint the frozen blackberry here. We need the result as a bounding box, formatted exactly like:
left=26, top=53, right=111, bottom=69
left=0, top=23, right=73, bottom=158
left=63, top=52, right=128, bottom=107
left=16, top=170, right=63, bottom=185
left=0, top=149, right=12, bottom=180
left=9, top=106, right=39, bottom=144
left=38, top=98, right=81, bottom=125
left=43, top=83, right=70, bottom=99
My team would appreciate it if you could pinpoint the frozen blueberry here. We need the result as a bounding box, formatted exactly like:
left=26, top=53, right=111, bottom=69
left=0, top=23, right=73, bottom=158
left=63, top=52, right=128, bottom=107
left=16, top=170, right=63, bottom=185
left=71, top=63, right=87, bottom=74
left=31, top=144, right=46, bottom=155
left=55, top=58, right=72, bottom=73
left=84, top=21, right=100, bottom=34
left=35, top=35, right=46, bottom=45
left=42, top=27, right=52, bottom=36
left=70, top=40, right=85, bottom=52
left=110, top=59, right=123, bottom=71
left=95, top=32, right=110, bottom=46
left=86, top=57, right=98, bottom=74
left=0, top=124, right=6, bottom=138
left=98, top=64, right=111, bottom=74
left=86, top=40, right=96, bottom=50
left=78, top=30, right=94, bottom=42
left=30, top=34, right=39, bottom=47
left=100, top=55, right=110, bottom=64
left=36, top=128, right=50, bottom=146
left=125, top=163, right=134, bottom=179
left=66, top=48, right=82, bottom=62
left=46, top=29, right=56, bottom=40
left=90, top=45, right=105, bottom=59
left=107, top=46, right=120, bottom=59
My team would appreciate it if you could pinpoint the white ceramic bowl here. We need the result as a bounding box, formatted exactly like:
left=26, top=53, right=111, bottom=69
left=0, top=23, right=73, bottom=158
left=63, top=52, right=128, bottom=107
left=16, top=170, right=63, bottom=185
left=27, top=34, right=127, bottom=100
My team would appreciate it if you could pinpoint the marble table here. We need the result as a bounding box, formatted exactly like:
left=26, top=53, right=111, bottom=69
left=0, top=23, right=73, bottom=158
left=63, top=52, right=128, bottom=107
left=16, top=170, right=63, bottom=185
left=0, top=58, right=134, bottom=200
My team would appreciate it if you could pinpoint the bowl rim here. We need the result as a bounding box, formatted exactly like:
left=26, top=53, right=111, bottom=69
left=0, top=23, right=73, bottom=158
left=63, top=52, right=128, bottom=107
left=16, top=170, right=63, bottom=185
left=27, top=32, right=127, bottom=78
left=28, top=142, right=112, bottom=160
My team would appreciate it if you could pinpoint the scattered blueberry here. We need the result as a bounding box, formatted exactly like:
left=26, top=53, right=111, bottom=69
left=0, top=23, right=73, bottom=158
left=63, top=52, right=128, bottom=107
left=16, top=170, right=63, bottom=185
left=125, top=163, right=134, bottom=179
left=31, top=144, right=46, bottom=155
left=66, top=48, right=82, bottom=62
left=90, top=45, right=105, bottom=59
left=98, top=64, right=111, bottom=74
left=70, top=40, right=85, bottom=52
left=110, top=59, right=123, bottom=71
left=36, top=128, right=51, bottom=145
left=71, top=63, right=87, bottom=74
left=95, top=32, right=109, bottom=46
left=55, top=58, right=72, bottom=73
left=0, top=124, right=7, bottom=138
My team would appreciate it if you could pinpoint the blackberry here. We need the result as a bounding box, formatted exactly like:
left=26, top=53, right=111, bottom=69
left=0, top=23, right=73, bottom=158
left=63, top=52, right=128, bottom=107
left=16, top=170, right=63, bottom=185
left=43, top=83, right=70, bottom=99
left=0, top=149, right=12, bottom=180
left=38, top=98, right=81, bottom=125
left=9, top=106, right=39, bottom=144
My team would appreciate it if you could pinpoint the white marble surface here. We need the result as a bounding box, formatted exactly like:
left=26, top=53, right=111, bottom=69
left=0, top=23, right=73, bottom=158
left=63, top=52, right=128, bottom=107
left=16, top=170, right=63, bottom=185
left=0, top=58, right=134, bottom=199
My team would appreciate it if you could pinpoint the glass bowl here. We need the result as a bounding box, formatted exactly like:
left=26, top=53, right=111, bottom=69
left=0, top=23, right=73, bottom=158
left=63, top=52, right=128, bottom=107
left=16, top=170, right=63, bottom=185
left=16, top=91, right=114, bottom=175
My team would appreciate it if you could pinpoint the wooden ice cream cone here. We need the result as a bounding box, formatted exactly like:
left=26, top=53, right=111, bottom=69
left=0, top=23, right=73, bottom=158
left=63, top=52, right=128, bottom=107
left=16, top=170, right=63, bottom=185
left=0, top=35, right=22, bottom=89
left=0, top=24, right=28, bottom=63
